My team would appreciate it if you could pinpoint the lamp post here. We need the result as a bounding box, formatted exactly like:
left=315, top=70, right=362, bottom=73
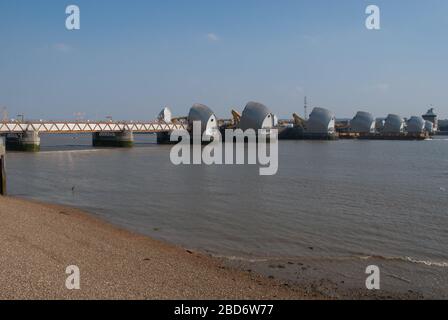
left=0, top=136, right=6, bottom=195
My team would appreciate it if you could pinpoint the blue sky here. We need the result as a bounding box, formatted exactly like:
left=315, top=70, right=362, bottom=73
left=0, top=0, right=447, bottom=120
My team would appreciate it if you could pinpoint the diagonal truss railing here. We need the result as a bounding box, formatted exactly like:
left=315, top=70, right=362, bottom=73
left=0, top=121, right=187, bottom=134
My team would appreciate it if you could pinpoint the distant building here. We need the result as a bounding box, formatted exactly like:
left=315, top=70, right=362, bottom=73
left=422, top=108, right=438, bottom=131
left=158, top=107, right=172, bottom=123
left=407, top=116, right=425, bottom=134
left=383, top=114, right=404, bottom=134
left=188, top=104, right=219, bottom=139
left=306, top=107, right=336, bottom=134
left=273, top=114, right=279, bottom=127
left=239, top=101, right=275, bottom=131
left=438, top=119, right=448, bottom=132
left=350, top=111, right=375, bottom=133
left=425, top=120, right=435, bottom=134
left=375, top=118, right=385, bottom=132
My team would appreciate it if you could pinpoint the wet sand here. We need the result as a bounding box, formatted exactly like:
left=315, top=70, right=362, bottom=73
left=0, top=196, right=318, bottom=299
left=0, top=196, right=424, bottom=300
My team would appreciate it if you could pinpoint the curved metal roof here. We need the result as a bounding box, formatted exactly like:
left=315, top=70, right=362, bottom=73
left=407, top=116, right=425, bottom=133
left=383, top=114, right=404, bottom=133
left=188, top=104, right=214, bottom=123
left=188, top=104, right=218, bottom=134
left=425, top=120, right=434, bottom=133
left=239, top=101, right=273, bottom=131
left=350, top=111, right=375, bottom=133
left=158, top=107, right=172, bottom=123
left=306, top=107, right=335, bottom=134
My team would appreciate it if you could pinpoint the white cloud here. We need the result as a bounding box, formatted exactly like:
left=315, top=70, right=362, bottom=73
left=206, top=33, right=219, bottom=42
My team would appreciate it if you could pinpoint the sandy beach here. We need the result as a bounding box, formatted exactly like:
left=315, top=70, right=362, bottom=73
left=0, top=196, right=318, bottom=300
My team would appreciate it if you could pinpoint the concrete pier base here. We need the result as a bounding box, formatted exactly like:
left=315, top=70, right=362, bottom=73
left=157, top=132, right=174, bottom=144
left=278, top=127, right=339, bottom=140
left=92, top=131, right=134, bottom=147
left=6, top=131, right=41, bottom=152
left=357, top=132, right=429, bottom=140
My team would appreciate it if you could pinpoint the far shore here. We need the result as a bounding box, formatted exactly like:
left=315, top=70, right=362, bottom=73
left=0, top=196, right=319, bottom=299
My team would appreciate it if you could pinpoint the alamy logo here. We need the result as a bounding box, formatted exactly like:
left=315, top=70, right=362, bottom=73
left=66, top=5, right=80, bottom=30
left=169, top=121, right=278, bottom=176
left=65, top=265, right=80, bottom=290
left=365, top=5, right=381, bottom=30
left=365, top=265, right=380, bottom=290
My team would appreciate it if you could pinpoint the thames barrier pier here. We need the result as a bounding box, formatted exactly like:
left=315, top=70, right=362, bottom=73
left=5, top=131, right=41, bottom=152
left=92, top=131, right=134, bottom=148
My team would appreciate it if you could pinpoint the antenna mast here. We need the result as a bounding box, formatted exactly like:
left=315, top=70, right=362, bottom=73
left=304, top=96, right=308, bottom=120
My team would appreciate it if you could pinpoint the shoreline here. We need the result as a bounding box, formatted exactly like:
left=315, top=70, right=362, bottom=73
left=0, top=196, right=426, bottom=300
left=0, top=196, right=318, bottom=299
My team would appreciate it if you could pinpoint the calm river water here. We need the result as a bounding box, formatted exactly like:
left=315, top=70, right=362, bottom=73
left=6, top=134, right=448, bottom=297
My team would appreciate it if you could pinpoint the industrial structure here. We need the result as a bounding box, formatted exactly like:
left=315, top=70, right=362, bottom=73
left=187, top=104, right=219, bottom=141
left=349, top=111, right=376, bottom=134
left=238, top=102, right=275, bottom=131
left=216, top=101, right=278, bottom=141
left=188, top=104, right=217, bottom=131
left=279, top=107, right=338, bottom=140
left=306, top=108, right=336, bottom=135
left=156, top=104, right=220, bottom=144
left=340, top=109, right=436, bottom=140
left=0, top=104, right=441, bottom=151
left=425, top=121, right=435, bottom=134
left=437, top=119, right=448, bottom=134
left=158, top=107, right=172, bottom=123
left=422, top=108, right=438, bottom=131
left=382, top=114, right=405, bottom=134
left=375, top=118, right=385, bottom=132
left=407, top=116, right=426, bottom=134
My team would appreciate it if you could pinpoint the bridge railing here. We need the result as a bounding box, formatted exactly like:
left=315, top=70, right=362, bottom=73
left=0, top=120, right=188, bottom=134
